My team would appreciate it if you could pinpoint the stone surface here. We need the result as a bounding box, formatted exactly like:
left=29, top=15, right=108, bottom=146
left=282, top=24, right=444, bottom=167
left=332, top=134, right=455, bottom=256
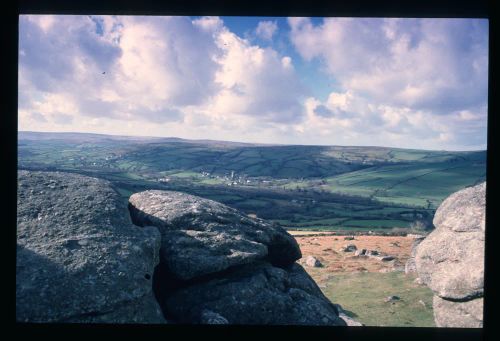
left=199, top=310, right=229, bottom=324
left=405, top=236, right=425, bottom=274
left=366, top=250, right=379, bottom=256
left=433, top=296, right=483, bottom=328
left=16, top=170, right=165, bottom=323
left=334, top=304, right=363, bottom=326
left=163, top=261, right=346, bottom=326
left=305, top=255, right=322, bottom=267
left=415, top=228, right=484, bottom=300
left=414, top=182, right=485, bottom=328
left=341, top=244, right=357, bottom=252
left=384, top=295, right=400, bottom=303
left=129, top=190, right=301, bottom=280
left=354, top=249, right=367, bottom=256
left=432, top=182, right=486, bottom=232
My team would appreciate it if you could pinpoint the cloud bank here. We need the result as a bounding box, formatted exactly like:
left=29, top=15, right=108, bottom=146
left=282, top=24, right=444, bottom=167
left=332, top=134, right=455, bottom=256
left=19, top=16, right=488, bottom=150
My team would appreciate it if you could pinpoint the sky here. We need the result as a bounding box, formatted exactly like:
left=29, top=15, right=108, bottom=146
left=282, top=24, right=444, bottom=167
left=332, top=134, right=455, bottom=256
left=18, top=15, right=488, bottom=150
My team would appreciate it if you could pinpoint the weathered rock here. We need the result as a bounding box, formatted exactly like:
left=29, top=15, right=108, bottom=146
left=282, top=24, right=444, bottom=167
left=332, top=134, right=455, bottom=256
left=163, top=261, right=346, bottom=326
left=334, top=304, right=364, bottom=326
left=199, top=310, right=229, bottom=324
left=129, top=190, right=301, bottom=280
left=354, top=249, right=367, bottom=256
left=384, top=295, right=400, bottom=303
left=415, top=228, right=484, bottom=300
left=415, top=182, right=485, bottom=328
left=341, top=244, right=357, bottom=252
left=405, top=236, right=425, bottom=274
left=344, top=236, right=355, bottom=240
left=366, top=250, right=379, bottom=256
left=433, top=296, right=483, bottom=328
left=16, top=170, right=165, bottom=323
left=305, top=255, right=322, bottom=267
left=432, top=182, right=486, bottom=232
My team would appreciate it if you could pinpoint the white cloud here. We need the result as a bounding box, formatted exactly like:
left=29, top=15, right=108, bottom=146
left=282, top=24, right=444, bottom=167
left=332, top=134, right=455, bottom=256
left=18, top=16, right=487, bottom=150
left=255, top=20, right=278, bottom=41
left=19, top=15, right=306, bottom=141
left=289, top=18, right=488, bottom=113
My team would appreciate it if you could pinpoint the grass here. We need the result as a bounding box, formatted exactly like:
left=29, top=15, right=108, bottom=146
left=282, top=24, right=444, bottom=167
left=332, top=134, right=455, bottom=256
left=320, top=272, right=435, bottom=327
left=342, top=219, right=411, bottom=228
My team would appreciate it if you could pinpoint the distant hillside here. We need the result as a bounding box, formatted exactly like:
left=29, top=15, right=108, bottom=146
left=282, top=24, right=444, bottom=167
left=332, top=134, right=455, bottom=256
left=18, top=131, right=486, bottom=231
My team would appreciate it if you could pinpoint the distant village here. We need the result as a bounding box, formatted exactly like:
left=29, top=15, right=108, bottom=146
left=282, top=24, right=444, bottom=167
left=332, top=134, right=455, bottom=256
left=157, top=170, right=264, bottom=187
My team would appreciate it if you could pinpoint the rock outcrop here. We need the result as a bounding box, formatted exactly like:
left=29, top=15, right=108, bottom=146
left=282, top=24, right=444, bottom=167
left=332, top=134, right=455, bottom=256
left=129, top=190, right=301, bottom=281
left=415, top=182, right=485, bottom=328
left=16, top=174, right=347, bottom=326
left=16, top=171, right=165, bottom=323
left=129, top=190, right=346, bottom=326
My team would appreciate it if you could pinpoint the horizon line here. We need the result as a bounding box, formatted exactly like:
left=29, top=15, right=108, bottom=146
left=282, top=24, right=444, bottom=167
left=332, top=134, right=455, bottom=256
left=18, top=130, right=487, bottom=153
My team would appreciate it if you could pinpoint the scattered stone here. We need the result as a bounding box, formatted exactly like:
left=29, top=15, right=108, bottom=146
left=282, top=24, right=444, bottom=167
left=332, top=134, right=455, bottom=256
left=341, top=244, right=357, bottom=252
left=378, top=256, right=395, bottom=262
left=354, top=248, right=367, bottom=256
left=344, top=236, right=355, bottom=240
left=305, top=255, right=323, bottom=267
left=418, top=300, right=427, bottom=308
left=384, top=295, right=400, bottom=303
left=366, top=250, right=379, bottom=256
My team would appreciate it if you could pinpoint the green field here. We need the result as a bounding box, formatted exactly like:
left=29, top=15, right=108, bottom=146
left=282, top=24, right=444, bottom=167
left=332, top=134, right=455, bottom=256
left=320, top=272, right=435, bottom=327
left=18, top=131, right=486, bottom=232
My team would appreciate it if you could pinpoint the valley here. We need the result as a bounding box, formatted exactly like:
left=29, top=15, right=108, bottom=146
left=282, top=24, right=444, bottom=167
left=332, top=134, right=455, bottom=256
left=18, top=131, right=486, bottom=234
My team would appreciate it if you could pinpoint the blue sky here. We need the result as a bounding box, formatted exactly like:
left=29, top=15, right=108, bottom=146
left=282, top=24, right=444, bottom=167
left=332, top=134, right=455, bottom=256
left=18, top=15, right=488, bottom=150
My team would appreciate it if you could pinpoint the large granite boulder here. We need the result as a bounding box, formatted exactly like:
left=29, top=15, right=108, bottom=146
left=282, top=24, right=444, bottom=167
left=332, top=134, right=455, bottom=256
left=164, top=261, right=345, bottom=325
left=129, top=190, right=346, bottom=326
left=129, top=190, right=302, bottom=280
left=16, top=171, right=165, bottom=323
left=415, top=182, right=485, bottom=327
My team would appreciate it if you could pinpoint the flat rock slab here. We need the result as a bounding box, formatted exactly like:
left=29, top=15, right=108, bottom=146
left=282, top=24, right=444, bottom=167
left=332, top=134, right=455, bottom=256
left=164, top=261, right=346, bottom=326
left=129, top=190, right=301, bottom=280
left=16, top=171, right=165, bottom=323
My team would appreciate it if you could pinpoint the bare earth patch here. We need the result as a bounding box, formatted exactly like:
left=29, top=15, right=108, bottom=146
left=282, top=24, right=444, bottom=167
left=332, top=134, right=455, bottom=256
left=294, top=234, right=414, bottom=274
left=291, top=232, right=435, bottom=327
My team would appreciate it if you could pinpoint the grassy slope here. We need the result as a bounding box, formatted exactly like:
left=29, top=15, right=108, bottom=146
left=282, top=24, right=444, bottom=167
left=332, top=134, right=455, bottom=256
left=322, top=272, right=435, bottom=327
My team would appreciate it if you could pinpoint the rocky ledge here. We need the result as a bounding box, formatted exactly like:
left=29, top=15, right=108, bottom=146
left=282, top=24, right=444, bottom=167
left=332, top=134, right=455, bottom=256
left=129, top=190, right=346, bottom=325
left=17, top=171, right=347, bottom=326
left=415, top=182, right=485, bottom=328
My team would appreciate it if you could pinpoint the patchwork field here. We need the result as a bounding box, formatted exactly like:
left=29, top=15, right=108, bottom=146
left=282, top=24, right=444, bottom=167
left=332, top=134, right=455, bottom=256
left=18, top=131, right=486, bottom=233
